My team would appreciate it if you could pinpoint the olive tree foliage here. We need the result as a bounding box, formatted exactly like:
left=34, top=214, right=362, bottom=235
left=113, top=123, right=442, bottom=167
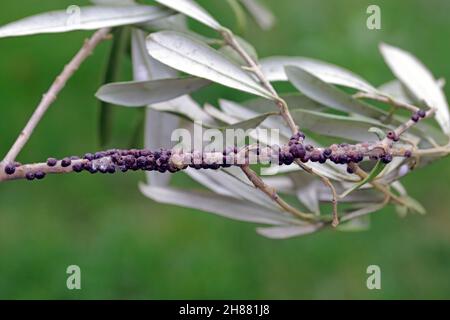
left=0, top=0, right=449, bottom=239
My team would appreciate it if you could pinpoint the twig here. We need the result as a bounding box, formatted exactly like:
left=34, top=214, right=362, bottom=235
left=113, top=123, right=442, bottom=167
left=241, top=165, right=316, bottom=221
left=1, top=28, right=112, bottom=167
left=220, top=28, right=299, bottom=134
left=353, top=92, right=419, bottom=113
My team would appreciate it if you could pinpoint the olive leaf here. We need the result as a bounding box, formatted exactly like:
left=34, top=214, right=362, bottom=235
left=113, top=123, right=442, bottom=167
left=289, top=109, right=395, bottom=142
left=0, top=5, right=173, bottom=38
left=132, top=29, right=180, bottom=187
left=239, top=0, right=276, bottom=30
left=154, top=0, right=222, bottom=30
left=396, top=195, right=426, bottom=216
left=256, top=224, right=323, bottom=239
left=378, top=80, right=417, bottom=105
left=337, top=216, right=370, bottom=232
left=339, top=161, right=386, bottom=199
left=226, top=0, right=248, bottom=33
left=285, top=65, right=385, bottom=118
left=380, top=43, right=450, bottom=135
left=146, top=31, right=273, bottom=98
left=96, top=77, right=211, bottom=107
left=244, top=93, right=328, bottom=114
left=139, top=184, right=297, bottom=225
left=188, top=169, right=281, bottom=211
left=261, top=56, right=378, bottom=94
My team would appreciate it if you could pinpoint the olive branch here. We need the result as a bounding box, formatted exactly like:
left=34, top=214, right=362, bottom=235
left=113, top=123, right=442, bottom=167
left=0, top=0, right=449, bottom=239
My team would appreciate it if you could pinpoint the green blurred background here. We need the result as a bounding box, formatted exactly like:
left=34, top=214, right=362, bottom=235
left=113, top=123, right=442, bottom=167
left=1, top=0, right=449, bottom=299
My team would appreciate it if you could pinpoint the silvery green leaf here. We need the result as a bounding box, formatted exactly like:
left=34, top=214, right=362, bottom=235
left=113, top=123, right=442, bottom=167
left=256, top=224, right=323, bottom=239
left=191, top=169, right=281, bottom=210
left=290, top=109, right=390, bottom=142
left=204, top=103, right=238, bottom=124
left=285, top=66, right=385, bottom=118
left=155, top=0, right=222, bottom=30
left=146, top=31, right=273, bottom=98
left=185, top=169, right=238, bottom=197
left=340, top=202, right=386, bottom=222
left=337, top=216, right=370, bottom=232
left=0, top=5, right=172, bottom=38
left=219, top=99, right=293, bottom=139
left=262, top=160, right=358, bottom=182
left=261, top=56, right=378, bottom=93
left=139, top=184, right=295, bottom=225
left=395, top=204, right=408, bottom=218
left=244, top=93, right=328, bottom=114
left=239, top=0, right=275, bottom=30
left=226, top=0, right=247, bottom=32
left=378, top=80, right=416, bottom=105
left=151, top=95, right=217, bottom=125
left=296, top=182, right=321, bottom=214
left=391, top=181, right=407, bottom=196
left=397, top=195, right=426, bottom=215
left=132, top=28, right=179, bottom=187
left=96, top=77, right=210, bottom=107
left=225, top=112, right=276, bottom=130
left=140, top=13, right=188, bottom=32
left=380, top=43, right=450, bottom=135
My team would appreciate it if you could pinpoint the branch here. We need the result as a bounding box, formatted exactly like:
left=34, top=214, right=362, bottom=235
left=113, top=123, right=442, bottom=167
left=1, top=28, right=112, bottom=167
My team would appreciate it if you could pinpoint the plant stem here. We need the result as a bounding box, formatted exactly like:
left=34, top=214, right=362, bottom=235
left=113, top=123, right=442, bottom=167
left=241, top=166, right=316, bottom=221
left=1, top=28, right=112, bottom=167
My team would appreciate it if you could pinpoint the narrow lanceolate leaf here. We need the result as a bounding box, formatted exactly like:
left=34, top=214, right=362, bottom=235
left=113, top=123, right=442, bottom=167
left=285, top=66, right=385, bottom=118
left=224, top=112, right=276, bottom=130
left=99, top=27, right=130, bottom=147
left=244, top=93, right=327, bottom=114
left=256, top=224, right=323, bottom=239
left=139, top=184, right=295, bottom=225
left=132, top=28, right=179, bottom=187
left=340, top=161, right=386, bottom=199
left=290, top=109, right=391, bottom=142
left=239, top=0, right=276, bottom=30
left=146, top=31, right=273, bottom=98
left=154, top=0, right=222, bottom=30
left=378, top=80, right=417, bottom=105
left=337, top=216, right=370, bottom=232
left=398, top=195, right=426, bottom=215
left=380, top=43, right=450, bottom=135
left=0, top=5, right=173, bottom=38
left=261, top=56, right=378, bottom=93
left=96, top=77, right=210, bottom=107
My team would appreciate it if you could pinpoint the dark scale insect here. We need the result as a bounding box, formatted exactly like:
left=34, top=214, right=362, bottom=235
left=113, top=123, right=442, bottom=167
left=46, top=158, right=57, bottom=167
left=4, top=164, right=16, bottom=175
left=61, top=158, right=72, bottom=167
